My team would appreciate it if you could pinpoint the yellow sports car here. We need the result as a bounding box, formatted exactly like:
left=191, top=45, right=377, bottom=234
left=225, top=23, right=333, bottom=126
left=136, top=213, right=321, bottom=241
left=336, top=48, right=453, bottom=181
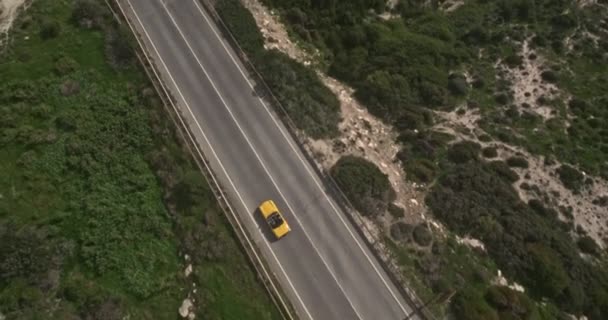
left=259, top=200, right=291, bottom=239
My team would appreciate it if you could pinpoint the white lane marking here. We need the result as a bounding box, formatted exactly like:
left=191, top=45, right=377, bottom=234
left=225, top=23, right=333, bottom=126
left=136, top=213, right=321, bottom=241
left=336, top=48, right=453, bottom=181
left=122, top=1, right=312, bottom=319
left=191, top=0, right=411, bottom=316
left=157, top=2, right=364, bottom=319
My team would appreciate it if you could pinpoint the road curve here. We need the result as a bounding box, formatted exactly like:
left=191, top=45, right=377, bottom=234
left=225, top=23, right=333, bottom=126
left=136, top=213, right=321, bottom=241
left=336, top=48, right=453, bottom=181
left=117, top=0, right=416, bottom=319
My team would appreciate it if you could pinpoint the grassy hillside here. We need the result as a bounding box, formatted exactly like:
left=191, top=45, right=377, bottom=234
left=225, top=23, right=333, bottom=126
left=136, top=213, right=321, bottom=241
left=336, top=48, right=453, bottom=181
left=0, top=1, right=280, bottom=319
left=232, top=0, right=608, bottom=319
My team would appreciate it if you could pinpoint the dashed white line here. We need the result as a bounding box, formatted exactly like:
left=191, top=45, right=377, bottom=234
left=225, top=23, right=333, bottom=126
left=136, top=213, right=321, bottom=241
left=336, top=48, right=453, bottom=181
left=122, top=1, right=313, bottom=319
left=156, top=1, right=364, bottom=319
left=190, top=0, right=411, bottom=316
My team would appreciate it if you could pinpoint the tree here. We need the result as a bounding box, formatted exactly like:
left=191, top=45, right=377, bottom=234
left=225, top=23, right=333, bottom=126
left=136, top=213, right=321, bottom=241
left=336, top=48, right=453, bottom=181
left=40, top=19, right=61, bottom=39
left=331, top=156, right=395, bottom=216
left=577, top=236, right=600, bottom=256
left=413, top=224, right=433, bottom=246
left=448, top=73, right=469, bottom=96
left=447, top=141, right=481, bottom=164
left=451, top=288, right=499, bottom=320
left=527, top=243, right=569, bottom=299
left=557, top=165, right=584, bottom=192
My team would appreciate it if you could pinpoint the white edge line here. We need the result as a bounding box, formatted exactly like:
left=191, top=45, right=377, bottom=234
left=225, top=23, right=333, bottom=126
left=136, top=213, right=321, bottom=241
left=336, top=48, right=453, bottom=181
left=191, top=0, right=410, bottom=315
left=120, top=1, right=310, bottom=319
left=157, top=2, right=364, bottom=319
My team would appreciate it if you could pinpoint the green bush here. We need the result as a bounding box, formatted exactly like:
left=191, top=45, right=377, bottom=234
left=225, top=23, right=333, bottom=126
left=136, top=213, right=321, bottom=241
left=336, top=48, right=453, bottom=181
left=255, top=50, right=340, bottom=138
left=39, top=19, right=60, bottom=39
left=388, top=202, right=405, bottom=219
left=71, top=0, right=105, bottom=28
left=487, top=161, right=519, bottom=183
left=577, top=236, right=600, bottom=256
left=482, top=146, right=498, bottom=158
left=485, top=286, right=537, bottom=319
left=451, top=288, right=499, bottom=320
left=447, top=141, right=481, bottom=164
left=216, top=0, right=340, bottom=138
left=557, top=165, right=585, bottom=192
left=541, top=70, right=559, bottom=83
left=215, top=0, right=264, bottom=56
left=506, top=156, right=529, bottom=168
left=104, top=25, right=135, bottom=68
left=390, top=222, right=413, bottom=242
left=448, top=73, right=469, bottom=96
left=427, top=160, right=608, bottom=318
left=405, top=158, right=437, bottom=183
left=330, top=156, right=395, bottom=216
left=413, top=224, right=433, bottom=247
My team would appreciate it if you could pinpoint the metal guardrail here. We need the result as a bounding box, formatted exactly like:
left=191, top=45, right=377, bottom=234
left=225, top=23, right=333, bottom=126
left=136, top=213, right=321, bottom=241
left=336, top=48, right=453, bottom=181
left=198, top=1, right=436, bottom=319
left=105, top=1, right=296, bottom=319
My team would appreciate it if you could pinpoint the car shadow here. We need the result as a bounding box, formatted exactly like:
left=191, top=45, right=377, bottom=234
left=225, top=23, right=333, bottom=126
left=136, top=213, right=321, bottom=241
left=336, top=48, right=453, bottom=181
left=253, top=207, right=279, bottom=243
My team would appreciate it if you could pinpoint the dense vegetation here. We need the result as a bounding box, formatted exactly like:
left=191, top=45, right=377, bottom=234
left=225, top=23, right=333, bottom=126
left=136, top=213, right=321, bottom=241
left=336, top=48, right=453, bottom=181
left=215, top=0, right=340, bottom=139
left=0, top=1, right=280, bottom=319
left=252, top=0, right=608, bottom=319
left=262, top=0, right=608, bottom=177
left=427, top=144, right=608, bottom=319
left=330, top=156, right=394, bottom=216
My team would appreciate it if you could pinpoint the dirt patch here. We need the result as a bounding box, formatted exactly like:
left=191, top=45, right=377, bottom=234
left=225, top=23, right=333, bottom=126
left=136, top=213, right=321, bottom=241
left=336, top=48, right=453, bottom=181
left=434, top=107, right=608, bottom=249
left=496, top=38, right=561, bottom=120
left=241, top=0, right=317, bottom=65
left=241, top=0, right=431, bottom=230
left=306, top=74, right=427, bottom=226
left=440, top=0, right=466, bottom=12
left=240, top=0, right=607, bottom=260
left=0, top=0, right=29, bottom=47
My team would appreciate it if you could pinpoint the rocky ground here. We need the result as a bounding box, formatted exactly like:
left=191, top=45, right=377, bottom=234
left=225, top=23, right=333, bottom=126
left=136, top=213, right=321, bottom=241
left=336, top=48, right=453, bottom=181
left=239, top=0, right=608, bottom=252
left=0, top=0, right=28, bottom=47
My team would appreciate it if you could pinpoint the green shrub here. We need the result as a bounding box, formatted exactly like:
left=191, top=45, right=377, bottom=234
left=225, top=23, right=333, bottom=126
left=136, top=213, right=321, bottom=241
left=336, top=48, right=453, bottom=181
left=54, top=56, right=79, bottom=75
left=425, top=160, right=608, bottom=316
left=215, top=0, right=264, bottom=56
left=405, top=158, right=437, bottom=183
left=557, top=165, right=585, bottom=192
left=451, top=288, right=499, bottom=320
left=104, top=25, right=135, bottom=68
left=448, top=73, right=469, bottom=96
left=482, top=146, right=498, bottom=158
left=506, top=156, right=529, bottom=168
left=541, top=70, right=559, bottom=83
left=255, top=50, right=340, bottom=138
left=577, top=236, right=600, bottom=256
left=330, top=156, right=395, bottom=216
left=390, top=222, right=413, bottom=242
left=71, top=0, right=105, bottom=28
left=485, top=286, right=536, bottom=318
left=527, top=243, right=569, bottom=299
left=388, top=203, right=405, bottom=219
left=413, top=224, right=433, bottom=247
left=216, top=0, right=340, bottom=138
left=447, top=141, right=481, bottom=164
left=487, top=161, right=519, bottom=183
left=39, top=19, right=60, bottom=39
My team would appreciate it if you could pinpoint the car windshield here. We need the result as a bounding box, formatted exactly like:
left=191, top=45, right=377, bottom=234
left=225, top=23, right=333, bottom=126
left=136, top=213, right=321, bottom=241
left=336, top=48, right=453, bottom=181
left=267, top=212, right=284, bottom=229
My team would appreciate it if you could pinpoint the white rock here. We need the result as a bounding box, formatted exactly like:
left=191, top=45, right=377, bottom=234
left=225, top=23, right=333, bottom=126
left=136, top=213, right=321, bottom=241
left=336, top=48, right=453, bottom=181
left=179, top=299, right=193, bottom=318
left=185, top=264, right=193, bottom=277
left=410, top=199, right=419, bottom=206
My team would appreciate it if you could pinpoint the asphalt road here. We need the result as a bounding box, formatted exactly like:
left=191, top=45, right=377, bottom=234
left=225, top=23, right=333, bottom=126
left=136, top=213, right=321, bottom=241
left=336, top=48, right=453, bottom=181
left=117, top=0, right=416, bottom=319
